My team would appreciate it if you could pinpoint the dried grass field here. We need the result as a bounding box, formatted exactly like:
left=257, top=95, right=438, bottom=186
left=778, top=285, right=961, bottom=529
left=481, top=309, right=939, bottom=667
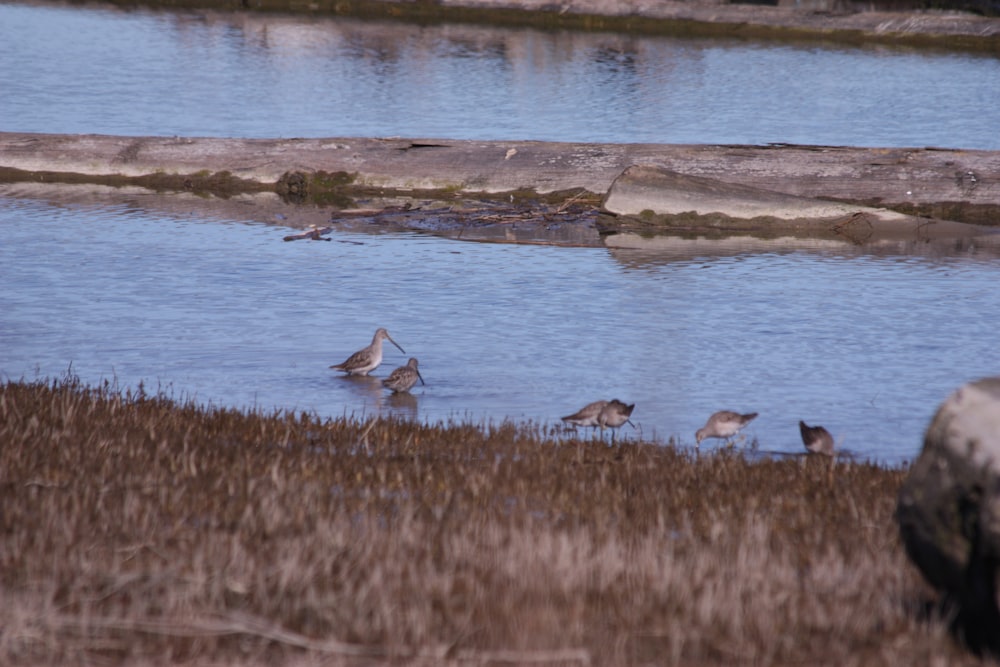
left=0, top=377, right=983, bottom=666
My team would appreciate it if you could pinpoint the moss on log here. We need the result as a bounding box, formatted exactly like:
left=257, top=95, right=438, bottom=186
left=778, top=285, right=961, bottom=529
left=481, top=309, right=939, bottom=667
left=2, top=132, right=999, bottom=227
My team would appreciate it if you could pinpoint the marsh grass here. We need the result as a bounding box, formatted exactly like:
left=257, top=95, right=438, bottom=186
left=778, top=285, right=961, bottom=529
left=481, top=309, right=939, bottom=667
left=0, top=376, right=979, bottom=665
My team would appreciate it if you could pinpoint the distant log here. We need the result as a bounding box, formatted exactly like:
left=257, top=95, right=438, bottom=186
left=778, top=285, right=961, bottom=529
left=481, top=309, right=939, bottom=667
left=1, top=132, right=999, bottom=226
left=600, top=165, right=1000, bottom=241
left=73, top=0, right=1000, bottom=51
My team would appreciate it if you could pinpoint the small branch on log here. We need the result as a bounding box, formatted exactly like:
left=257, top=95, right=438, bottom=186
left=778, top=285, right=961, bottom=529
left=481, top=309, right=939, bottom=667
left=283, top=226, right=333, bottom=241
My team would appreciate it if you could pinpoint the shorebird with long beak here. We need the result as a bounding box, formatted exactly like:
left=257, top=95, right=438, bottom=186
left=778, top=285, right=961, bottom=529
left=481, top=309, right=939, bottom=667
left=561, top=400, right=609, bottom=431
left=382, top=358, right=425, bottom=393
left=598, top=399, right=636, bottom=442
left=329, top=328, right=405, bottom=376
left=695, top=410, right=758, bottom=447
left=799, top=420, right=835, bottom=457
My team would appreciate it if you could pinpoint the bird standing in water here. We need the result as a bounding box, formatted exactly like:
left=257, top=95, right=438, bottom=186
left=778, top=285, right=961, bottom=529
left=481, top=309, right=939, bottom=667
left=383, top=358, right=425, bottom=393
left=329, top=328, right=405, bottom=376
left=561, top=400, right=609, bottom=430
left=598, top=399, right=636, bottom=443
left=799, top=420, right=835, bottom=457
left=695, top=410, right=758, bottom=447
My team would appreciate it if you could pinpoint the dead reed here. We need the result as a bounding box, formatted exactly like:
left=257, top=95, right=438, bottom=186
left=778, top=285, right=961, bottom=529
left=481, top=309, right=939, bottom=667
left=0, top=376, right=979, bottom=666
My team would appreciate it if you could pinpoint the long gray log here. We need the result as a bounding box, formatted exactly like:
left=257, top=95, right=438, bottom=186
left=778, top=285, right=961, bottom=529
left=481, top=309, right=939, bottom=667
left=2, top=133, right=999, bottom=225
left=601, top=165, right=1000, bottom=240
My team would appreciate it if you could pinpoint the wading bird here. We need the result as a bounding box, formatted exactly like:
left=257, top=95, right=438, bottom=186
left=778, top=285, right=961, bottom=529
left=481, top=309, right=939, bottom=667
left=382, top=357, right=425, bottom=393
left=695, top=410, right=758, bottom=447
left=329, top=328, right=405, bottom=376
left=799, top=420, right=835, bottom=457
left=561, top=400, right=609, bottom=430
left=598, top=399, right=636, bottom=442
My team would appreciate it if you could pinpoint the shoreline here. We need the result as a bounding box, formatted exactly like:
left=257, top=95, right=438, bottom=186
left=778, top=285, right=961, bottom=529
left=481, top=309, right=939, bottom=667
left=39, top=0, right=1000, bottom=53
left=1, top=374, right=977, bottom=666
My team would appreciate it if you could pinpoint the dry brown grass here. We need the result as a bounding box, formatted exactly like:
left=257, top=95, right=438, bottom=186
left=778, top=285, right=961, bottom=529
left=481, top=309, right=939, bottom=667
left=0, top=376, right=984, bottom=666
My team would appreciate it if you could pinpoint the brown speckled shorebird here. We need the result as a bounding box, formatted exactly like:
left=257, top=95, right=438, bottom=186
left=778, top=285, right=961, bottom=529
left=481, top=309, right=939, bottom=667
left=329, top=328, right=405, bottom=376
left=561, top=400, right=609, bottom=430
left=382, top=357, right=425, bottom=393
left=799, top=420, right=835, bottom=457
left=695, top=410, right=758, bottom=447
left=598, top=399, right=636, bottom=442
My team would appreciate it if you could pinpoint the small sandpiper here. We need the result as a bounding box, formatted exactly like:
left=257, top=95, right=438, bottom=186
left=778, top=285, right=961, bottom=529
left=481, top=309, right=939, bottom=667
left=329, top=328, right=405, bottom=376
left=382, top=357, right=425, bottom=393
left=598, top=399, right=636, bottom=442
left=561, top=400, right=609, bottom=429
left=695, top=410, right=758, bottom=447
left=799, top=420, right=835, bottom=457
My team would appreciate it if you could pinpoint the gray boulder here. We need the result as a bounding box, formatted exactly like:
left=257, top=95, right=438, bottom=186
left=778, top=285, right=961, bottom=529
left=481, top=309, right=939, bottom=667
left=897, top=377, right=1000, bottom=654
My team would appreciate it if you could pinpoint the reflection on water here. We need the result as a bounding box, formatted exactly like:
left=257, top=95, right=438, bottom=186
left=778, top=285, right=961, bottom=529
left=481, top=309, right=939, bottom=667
left=3, top=192, right=1000, bottom=465
left=603, top=230, right=1000, bottom=267
left=337, top=374, right=420, bottom=420
left=1, top=2, right=998, bottom=147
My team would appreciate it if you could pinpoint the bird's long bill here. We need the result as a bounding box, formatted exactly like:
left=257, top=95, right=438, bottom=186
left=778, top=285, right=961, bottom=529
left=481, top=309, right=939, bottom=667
left=416, top=370, right=425, bottom=385
left=387, top=334, right=405, bottom=354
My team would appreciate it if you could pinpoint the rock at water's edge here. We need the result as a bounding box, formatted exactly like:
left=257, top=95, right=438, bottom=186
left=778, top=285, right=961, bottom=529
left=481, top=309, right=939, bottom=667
left=897, top=377, right=1000, bottom=653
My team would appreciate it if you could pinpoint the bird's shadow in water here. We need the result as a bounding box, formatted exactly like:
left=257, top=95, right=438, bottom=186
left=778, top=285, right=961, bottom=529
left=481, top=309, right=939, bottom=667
left=381, top=390, right=419, bottom=418
left=334, top=374, right=384, bottom=403
left=334, top=373, right=422, bottom=419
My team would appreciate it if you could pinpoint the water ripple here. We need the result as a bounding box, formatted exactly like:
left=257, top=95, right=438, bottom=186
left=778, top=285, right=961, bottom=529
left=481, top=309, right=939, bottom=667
left=3, top=197, right=1000, bottom=463
left=1, top=3, right=998, bottom=147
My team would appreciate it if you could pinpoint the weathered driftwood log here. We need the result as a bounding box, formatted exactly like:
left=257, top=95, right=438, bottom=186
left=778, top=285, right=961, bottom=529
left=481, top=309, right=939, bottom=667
left=600, top=165, right=1000, bottom=242
left=2, top=133, right=999, bottom=225
left=897, top=378, right=1000, bottom=655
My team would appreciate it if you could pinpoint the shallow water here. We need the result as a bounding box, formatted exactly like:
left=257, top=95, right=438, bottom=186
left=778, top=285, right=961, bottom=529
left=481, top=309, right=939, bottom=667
left=3, top=194, right=999, bottom=464
left=1, top=1, right=999, bottom=147
left=2, top=2, right=1000, bottom=464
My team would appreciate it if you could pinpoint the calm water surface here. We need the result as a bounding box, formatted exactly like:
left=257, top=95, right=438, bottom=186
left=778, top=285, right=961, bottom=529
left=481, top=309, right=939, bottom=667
left=2, top=2, right=999, bottom=463
left=3, top=196, right=999, bottom=464
left=1, top=1, right=998, bottom=147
